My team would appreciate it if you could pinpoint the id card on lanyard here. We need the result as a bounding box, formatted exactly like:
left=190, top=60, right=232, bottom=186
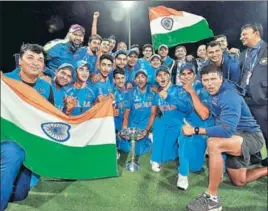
left=245, top=44, right=262, bottom=85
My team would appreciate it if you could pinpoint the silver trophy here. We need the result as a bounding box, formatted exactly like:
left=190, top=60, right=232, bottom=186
left=119, top=127, right=144, bottom=172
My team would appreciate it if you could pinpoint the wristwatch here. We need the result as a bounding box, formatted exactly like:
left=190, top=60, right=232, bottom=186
left=194, top=127, right=200, bottom=135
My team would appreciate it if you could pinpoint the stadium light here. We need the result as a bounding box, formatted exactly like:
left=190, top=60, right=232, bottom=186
left=121, top=1, right=134, bottom=9
left=120, top=1, right=134, bottom=49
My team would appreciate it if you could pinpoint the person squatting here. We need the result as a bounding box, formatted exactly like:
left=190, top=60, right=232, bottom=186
left=1, top=11, right=267, bottom=211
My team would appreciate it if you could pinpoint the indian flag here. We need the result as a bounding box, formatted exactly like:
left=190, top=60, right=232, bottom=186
left=0, top=74, right=118, bottom=180
left=149, top=6, right=214, bottom=49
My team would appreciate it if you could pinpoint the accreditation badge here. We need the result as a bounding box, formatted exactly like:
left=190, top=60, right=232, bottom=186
left=259, top=57, right=267, bottom=65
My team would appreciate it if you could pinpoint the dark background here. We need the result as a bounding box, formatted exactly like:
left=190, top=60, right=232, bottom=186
left=0, top=1, right=267, bottom=73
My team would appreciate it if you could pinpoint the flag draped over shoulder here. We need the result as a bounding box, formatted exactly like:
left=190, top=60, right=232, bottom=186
left=0, top=74, right=118, bottom=180
left=149, top=6, right=214, bottom=49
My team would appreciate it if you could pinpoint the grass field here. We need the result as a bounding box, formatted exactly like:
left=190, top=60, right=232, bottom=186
left=7, top=152, right=267, bottom=211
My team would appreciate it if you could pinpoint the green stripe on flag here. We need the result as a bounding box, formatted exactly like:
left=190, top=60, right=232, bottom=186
left=1, top=118, right=118, bottom=180
left=152, top=19, right=214, bottom=49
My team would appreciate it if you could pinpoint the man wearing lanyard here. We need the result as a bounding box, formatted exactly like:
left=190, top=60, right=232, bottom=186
left=239, top=23, right=268, bottom=166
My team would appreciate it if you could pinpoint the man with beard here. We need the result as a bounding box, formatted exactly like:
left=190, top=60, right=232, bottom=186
left=150, top=65, right=192, bottom=173
left=74, top=34, right=102, bottom=76
left=64, top=60, right=97, bottom=116
left=44, top=24, right=85, bottom=78
left=1, top=44, right=54, bottom=211
left=119, top=70, right=157, bottom=157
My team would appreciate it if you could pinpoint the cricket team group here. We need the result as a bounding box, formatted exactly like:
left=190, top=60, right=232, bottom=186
left=1, top=11, right=267, bottom=211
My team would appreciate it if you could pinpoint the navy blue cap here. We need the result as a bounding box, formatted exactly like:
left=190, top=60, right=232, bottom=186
left=115, top=50, right=127, bottom=58
left=156, top=65, right=170, bottom=75
left=179, top=63, right=196, bottom=74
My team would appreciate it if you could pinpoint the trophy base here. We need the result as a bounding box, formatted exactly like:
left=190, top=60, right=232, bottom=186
left=125, top=161, right=140, bottom=172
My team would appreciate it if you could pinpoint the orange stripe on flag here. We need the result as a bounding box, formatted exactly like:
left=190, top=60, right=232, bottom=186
left=149, top=6, right=183, bottom=21
left=1, top=73, right=114, bottom=124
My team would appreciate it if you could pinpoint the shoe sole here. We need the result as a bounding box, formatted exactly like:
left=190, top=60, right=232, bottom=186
left=177, top=186, right=187, bottom=191
left=187, top=207, right=222, bottom=211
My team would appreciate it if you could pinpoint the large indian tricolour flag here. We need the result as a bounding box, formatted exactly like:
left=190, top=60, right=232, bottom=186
left=149, top=6, right=214, bottom=49
left=0, top=74, right=118, bottom=180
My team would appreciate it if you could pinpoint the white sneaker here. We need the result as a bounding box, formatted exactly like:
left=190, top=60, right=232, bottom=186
left=116, top=151, right=120, bottom=160
left=150, top=161, right=161, bottom=172
left=177, top=174, right=188, bottom=190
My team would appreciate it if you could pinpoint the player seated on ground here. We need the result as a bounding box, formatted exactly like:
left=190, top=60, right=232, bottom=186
left=182, top=63, right=267, bottom=211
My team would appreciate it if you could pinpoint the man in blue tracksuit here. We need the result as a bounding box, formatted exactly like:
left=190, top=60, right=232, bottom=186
left=150, top=66, right=192, bottom=172
left=1, top=44, right=54, bottom=211
left=118, top=70, right=157, bottom=156
left=64, top=60, right=97, bottom=116
left=149, top=54, right=161, bottom=91
left=184, top=64, right=267, bottom=211
left=113, top=68, right=130, bottom=133
left=137, top=44, right=154, bottom=69
left=176, top=63, right=214, bottom=190
left=158, top=44, right=175, bottom=72
left=206, top=41, right=241, bottom=86
left=125, top=49, right=140, bottom=88
left=73, top=34, right=102, bottom=74
left=90, top=54, right=114, bottom=97
left=44, top=24, right=85, bottom=78
left=51, top=63, right=76, bottom=111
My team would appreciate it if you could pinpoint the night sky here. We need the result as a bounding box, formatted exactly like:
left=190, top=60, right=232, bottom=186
left=0, top=1, right=267, bottom=73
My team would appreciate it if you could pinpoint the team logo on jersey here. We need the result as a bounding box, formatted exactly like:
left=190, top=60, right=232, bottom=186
left=259, top=57, right=267, bottom=65
left=161, top=17, right=174, bottom=30
left=41, top=122, right=71, bottom=142
left=38, top=87, right=45, bottom=94
left=148, top=96, right=153, bottom=100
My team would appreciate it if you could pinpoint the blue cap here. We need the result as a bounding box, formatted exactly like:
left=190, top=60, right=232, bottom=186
left=127, top=49, right=138, bottom=56
left=179, top=63, right=196, bottom=74
left=75, top=60, right=88, bottom=69
left=57, top=63, right=75, bottom=72
left=115, top=50, right=127, bottom=58
left=135, top=69, right=148, bottom=78
left=156, top=65, right=170, bottom=75
left=57, top=63, right=76, bottom=82
left=158, top=44, right=168, bottom=50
